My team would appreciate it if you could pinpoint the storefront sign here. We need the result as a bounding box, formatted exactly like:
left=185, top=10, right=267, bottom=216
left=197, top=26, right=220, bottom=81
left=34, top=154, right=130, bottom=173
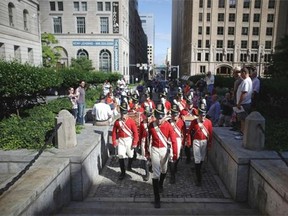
left=72, top=41, right=114, bottom=46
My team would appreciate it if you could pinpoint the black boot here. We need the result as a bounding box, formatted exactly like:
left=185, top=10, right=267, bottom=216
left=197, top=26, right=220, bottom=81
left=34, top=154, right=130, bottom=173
left=118, top=159, right=126, bottom=180
left=169, top=162, right=176, bottom=184
left=195, top=162, right=202, bottom=186
left=185, top=146, right=191, bottom=164
left=127, top=157, right=133, bottom=171
left=175, top=159, right=180, bottom=173
left=143, top=160, right=150, bottom=181
left=158, top=173, right=166, bottom=193
left=152, top=178, right=160, bottom=208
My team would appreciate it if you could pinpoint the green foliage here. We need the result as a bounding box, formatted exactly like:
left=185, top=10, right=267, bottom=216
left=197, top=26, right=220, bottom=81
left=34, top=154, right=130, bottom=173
left=71, top=57, right=94, bottom=72
left=41, top=33, right=61, bottom=68
left=85, top=87, right=102, bottom=108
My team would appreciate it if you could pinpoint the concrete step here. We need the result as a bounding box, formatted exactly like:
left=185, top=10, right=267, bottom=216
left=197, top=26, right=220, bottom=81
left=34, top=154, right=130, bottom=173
left=56, top=199, right=261, bottom=216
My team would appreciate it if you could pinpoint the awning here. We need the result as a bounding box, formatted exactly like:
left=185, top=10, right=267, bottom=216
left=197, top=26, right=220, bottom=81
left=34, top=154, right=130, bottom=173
left=181, top=75, right=190, bottom=81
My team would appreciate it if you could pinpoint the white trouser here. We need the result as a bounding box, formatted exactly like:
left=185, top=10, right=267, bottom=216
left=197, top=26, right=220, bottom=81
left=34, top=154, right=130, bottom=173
left=192, top=139, right=207, bottom=164
left=117, top=137, right=134, bottom=159
left=139, top=139, right=148, bottom=161
left=169, top=137, right=182, bottom=162
left=151, top=146, right=169, bottom=179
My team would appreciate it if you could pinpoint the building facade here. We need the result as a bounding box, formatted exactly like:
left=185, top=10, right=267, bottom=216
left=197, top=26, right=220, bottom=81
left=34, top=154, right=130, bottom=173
left=140, top=14, right=155, bottom=66
left=172, top=0, right=288, bottom=77
left=0, top=0, right=42, bottom=65
left=39, top=0, right=147, bottom=82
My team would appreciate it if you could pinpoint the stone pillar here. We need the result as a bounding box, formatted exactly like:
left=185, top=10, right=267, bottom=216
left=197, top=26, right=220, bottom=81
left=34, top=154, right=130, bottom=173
left=55, top=110, right=77, bottom=149
left=243, top=111, right=265, bottom=150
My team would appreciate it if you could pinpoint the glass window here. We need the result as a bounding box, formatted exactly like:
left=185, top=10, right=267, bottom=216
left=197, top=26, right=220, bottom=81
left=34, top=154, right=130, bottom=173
left=243, top=14, right=249, bottom=22
left=207, top=0, right=211, bottom=8
left=28, top=48, right=33, bottom=64
left=240, top=53, right=247, bottom=62
left=99, top=50, right=111, bottom=72
left=241, top=40, right=248, bottom=48
left=97, top=2, right=103, bottom=11
left=198, top=40, right=202, bottom=48
left=266, top=27, right=273, bottom=36
left=267, top=14, right=274, bottom=22
left=58, top=2, right=63, bottom=11
left=198, top=26, right=202, bottom=35
left=100, top=17, right=109, bottom=33
left=200, top=65, right=206, bottom=73
left=14, top=45, right=21, bottom=62
left=77, top=49, right=89, bottom=58
left=227, top=53, right=234, bottom=61
left=228, top=27, right=234, bottom=35
left=255, top=0, right=261, bottom=8
left=206, top=40, right=210, bottom=48
left=50, top=2, right=56, bottom=11
left=217, top=27, right=224, bottom=35
left=218, top=0, right=225, bottom=8
left=252, top=27, right=259, bottom=35
left=8, top=3, right=15, bottom=26
left=229, top=0, right=236, bottom=8
left=0, top=43, right=6, bottom=59
left=244, top=0, right=250, bottom=8
left=227, top=40, right=234, bottom=48
left=199, top=0, right=203, bottom=8
left=199, top=13, right=203, bottom=22
left=268, top=0, right=275, bottom=9
left=218, top=13, right=224, bottom=22
left=217, top=40, right=223, bottom=48
left=251, top=53, right=258, bottom=62
left=252, top=41, right=258, bottom=49
left=77, top=17, right=86, bottom=33
left=265, top=41, right=272, bottom=49
left=254, top=14, right=260, bottom=22
left=197, top=53, right=201, bottom=61
left=23, top=10, right=29, bottom=30
left=242, top=27, right=248, bottom=35
left=207, top=13, right=210, bottom=22
left=74, top=2, right=80, bottom=11
left=205, top=53, right=209, bottom=61
left=82, top=2, right=87, bottom=11
left=216, top=53, right=223, bottom=61
left=53, top=17, right=62, bottom=33
left=229, top=13, right=235, bottom=22
left=105, top=2, right=111, bottom=11
left=206, top=26, right=210, bottom=35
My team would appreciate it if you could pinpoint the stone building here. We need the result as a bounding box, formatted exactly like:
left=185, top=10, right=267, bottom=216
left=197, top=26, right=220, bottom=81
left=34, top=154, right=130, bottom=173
left=172, top=0, right=288, bottom=77
left=39, top=0, right=147, bottom=82
left=0, top=0, right=42, bottom=65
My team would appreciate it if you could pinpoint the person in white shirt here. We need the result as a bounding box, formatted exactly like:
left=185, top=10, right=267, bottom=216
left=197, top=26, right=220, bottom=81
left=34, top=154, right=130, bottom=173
left=251, top=71, right=260, bottom=110
left=92, top=95, right=113, bottom=126
left=205, top=71, right=215, bottom=95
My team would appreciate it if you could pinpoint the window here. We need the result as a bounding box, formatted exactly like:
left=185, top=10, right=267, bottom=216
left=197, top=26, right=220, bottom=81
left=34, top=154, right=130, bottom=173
left=97, top=2, right=103, bottom=11
left=100, top=17, right=109, bottom=33
left=77, top=49, right=89, bottom=58
left=243, top=14, right=249, bottom=22
left=199, top=13, right=203, bottom=22
left=197, top=53, right=202, bottom=61
left=74, top=2, right=79, bottom=11
left=228, top=27, right=234, bottom=35
left=254, top=14, right=260, bottom=22
left=28, top=48, right=33, bottom=64
left=229, top=0, right=236, bottom=8
left=14, top=45, right=21, bottom=61
left=218, top=0, right=225, bottom=8
left=58, top=2, right=63, bottom=11
left=265, top=41, right=272, bottom=49
left=250, top=54, right=258, bottom=62
left=198, top=26, right=202, bottom=35
left=50, top=2, right=56, bottom=11
left=268, top=0, right=275, bottom=9
left=252, top=41, right=258, bottom=49
left=8, top=3, right=15, bottom=26
left=227, top=40, right=234, bottom=48
left=23, top=10, right=28, bottom=30
left=77, top=17, right=86, bottom=33
left=240, top=53, right=247, bottom=62
left=198, top=40, right=202, bottom=48
left=242, top=27, right=248, bottom=35
left=255, top=0, right=261, bottom=8
left=206, top=40, right=210, bottom=48
left=252, top=27, right=259, bottom=35
left=0, top=43, right=5, bottom=59
left=53, top=17, right=62, bottom=33
left=264, top=54, right=272, bottom=62
left=217, top=40, right=223, bottom=48
left=105, top=2, right=111, bottom=11
left=200, top=65, right=206, bottom=73
left=241, top=40, right=248, bottom=48
left=82, top=2, right=87, bottom=11
left=227, top=53, right=234, bottom=61
left=199, top=0, right=203, bottom=8
left=266, top=27, right=273, bottom=36
left=99, top=49, right=111, bottom=72
left=218, top=13, right=224, bottom=22
left=244, top=0, right=250, bottom=8
left=205, top=53, right=209, bottom=61
left=207, top=0, right=211, bottom=8
left=267, top=14, right=274, bottom=22
left=216, top=53, right=223, bottom=61
left=217, top=27, right=224, bottom=35
left=207, top=13, right=210, bottom=22
left=206, top=26, right=210, bottom=35
left=229, top=13, right=235, bottom=22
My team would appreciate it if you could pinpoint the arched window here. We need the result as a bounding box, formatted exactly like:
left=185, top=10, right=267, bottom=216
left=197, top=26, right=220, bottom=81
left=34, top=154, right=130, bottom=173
left=99, top=49, right=111, bottom=72
left=77, top=49, right=89, bottom=58
left=8, top=3, right=15, bottom=27
left=23, top=10, right=29, bottom=30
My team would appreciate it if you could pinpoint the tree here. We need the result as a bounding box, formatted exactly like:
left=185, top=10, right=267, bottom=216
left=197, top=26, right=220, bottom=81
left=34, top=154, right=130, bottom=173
left=41, top=33, right=61, bottom=67
left=270, top=35, right=288, bottom=77
left=70, top=57, right=94, bottom=72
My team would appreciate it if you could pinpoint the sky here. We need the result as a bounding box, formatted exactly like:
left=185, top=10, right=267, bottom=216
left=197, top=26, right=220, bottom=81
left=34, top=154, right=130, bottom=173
left=138, top=0, right=172, bottom=66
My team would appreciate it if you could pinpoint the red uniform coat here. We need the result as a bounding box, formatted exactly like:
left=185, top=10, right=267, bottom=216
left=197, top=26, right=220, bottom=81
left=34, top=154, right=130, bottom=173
left=148, top=120, right=178, bottom=161
left=139, top=120, right=150, bottom=157
left=141, top=99, right=155, bottom=110
left=112, top=117, right=139, bottom=147
left=164, top=100, right=171, bottom=113
left=187, top=118, right=213, bottom=148
left=170, top=117, right=186, bottom=146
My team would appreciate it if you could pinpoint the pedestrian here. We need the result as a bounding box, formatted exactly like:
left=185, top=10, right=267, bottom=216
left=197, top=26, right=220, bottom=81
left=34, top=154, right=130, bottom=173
left=205, top=71, right=215, bottom=95
left=168, top=104, right=186, bottom=184
left=141, top=90, right=155, bottom=111
left=218, top=92, right=234, bottom=127
left=112, top=101, right=139, bottom=180
left=160, top=91, right=171, bottom=116
left=91, top=95, right=113, bottom=126
left=148, top=103, right=177, bottom=208
left=206, top=94, right=221, bottom=126
left=75, top=80, right=86, bottom=125
left=251, top=71, right=260, bottom=110
left=68, top=87, right=78, bottom=120
left=187, top=101, right=213, bottom=186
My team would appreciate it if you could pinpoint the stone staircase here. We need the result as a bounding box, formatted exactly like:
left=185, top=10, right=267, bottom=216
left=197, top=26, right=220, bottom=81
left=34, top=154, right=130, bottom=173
left=56, top=197, right=261, bottom=215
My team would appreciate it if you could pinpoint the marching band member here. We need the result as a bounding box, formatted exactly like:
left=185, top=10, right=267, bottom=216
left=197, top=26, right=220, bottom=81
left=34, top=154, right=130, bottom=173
left=141, top=90, right=155, bottom=111
left=148, top=103, right=177, bottom=208
left=112, top=101, right=139, bottom=180
left=160, top=90, right=171, bottom=116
